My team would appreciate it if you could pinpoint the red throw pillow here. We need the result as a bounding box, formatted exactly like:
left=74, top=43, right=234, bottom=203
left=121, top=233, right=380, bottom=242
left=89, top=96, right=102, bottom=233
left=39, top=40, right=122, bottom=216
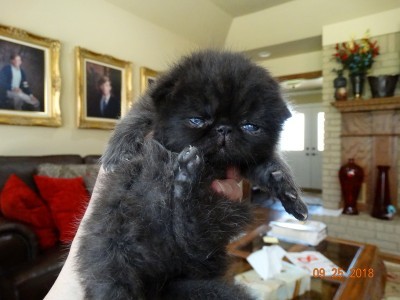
left=0, top=174, right=57, bottom=249
left=34, top=175, right=90, bottom=243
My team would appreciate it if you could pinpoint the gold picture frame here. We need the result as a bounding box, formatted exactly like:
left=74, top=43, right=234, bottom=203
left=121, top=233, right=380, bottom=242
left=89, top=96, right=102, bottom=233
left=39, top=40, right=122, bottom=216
left=140, top=67, right=159, bottom=94
left=76, top=47, right=133, bottom=129
left=0, top=24, right=61, bottom=127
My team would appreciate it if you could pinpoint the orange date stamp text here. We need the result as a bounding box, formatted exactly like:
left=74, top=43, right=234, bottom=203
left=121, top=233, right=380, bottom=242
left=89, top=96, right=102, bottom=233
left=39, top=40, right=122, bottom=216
left=312, top=267, right=374, bottom=279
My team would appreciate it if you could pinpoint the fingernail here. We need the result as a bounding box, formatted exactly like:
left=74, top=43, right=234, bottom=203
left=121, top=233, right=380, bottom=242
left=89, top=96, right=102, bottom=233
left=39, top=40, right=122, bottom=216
left=215, top=180, right=225, bottom=193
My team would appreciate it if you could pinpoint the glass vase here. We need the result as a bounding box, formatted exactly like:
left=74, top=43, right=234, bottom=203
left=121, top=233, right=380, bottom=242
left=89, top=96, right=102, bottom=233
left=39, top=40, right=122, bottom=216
left=350, top=73, right=366, bottom=99
left=371, top=166, right=394, bottom=220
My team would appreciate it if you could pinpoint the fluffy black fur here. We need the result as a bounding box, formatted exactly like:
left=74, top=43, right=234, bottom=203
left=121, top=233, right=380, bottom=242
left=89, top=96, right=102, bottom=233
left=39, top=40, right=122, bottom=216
left=77, top=50, right=308, bottom=299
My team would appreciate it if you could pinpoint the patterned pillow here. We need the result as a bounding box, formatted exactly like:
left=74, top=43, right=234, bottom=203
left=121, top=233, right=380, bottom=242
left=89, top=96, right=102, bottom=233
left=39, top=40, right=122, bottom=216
left=37, top=164, right=100, bottom=194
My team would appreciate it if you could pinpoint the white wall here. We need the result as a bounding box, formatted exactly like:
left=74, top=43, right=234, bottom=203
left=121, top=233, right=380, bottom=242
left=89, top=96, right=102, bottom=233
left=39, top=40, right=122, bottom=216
left=322, top=7, right=400, bottom=46
left=0, top=0, right=197, bottom=156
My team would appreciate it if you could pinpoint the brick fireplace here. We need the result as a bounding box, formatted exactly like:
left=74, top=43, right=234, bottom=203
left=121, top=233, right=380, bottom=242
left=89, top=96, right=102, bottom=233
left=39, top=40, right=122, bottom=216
left=316, top=31, right=400, bottom=254
left=322, top=32, right=400, bottom=210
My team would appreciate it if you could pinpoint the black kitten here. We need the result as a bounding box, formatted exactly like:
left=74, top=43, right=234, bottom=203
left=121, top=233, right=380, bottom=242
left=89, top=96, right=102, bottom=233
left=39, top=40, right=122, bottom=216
left=77, top=50, right=308, bottom=299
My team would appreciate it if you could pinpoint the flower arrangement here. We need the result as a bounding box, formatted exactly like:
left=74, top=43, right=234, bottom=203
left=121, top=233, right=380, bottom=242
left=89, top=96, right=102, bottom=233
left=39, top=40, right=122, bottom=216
left=333, top=32, right=380, bottom=75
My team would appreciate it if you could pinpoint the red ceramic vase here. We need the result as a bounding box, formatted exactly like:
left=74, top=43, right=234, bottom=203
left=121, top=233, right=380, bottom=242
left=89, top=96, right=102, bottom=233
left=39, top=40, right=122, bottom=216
left=339, top=159, right=364, bottom=215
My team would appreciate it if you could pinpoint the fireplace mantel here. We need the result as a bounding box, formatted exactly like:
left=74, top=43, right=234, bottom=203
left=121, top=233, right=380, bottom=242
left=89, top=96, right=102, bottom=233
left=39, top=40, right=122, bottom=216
left=331, top=96, right=400, bottom=113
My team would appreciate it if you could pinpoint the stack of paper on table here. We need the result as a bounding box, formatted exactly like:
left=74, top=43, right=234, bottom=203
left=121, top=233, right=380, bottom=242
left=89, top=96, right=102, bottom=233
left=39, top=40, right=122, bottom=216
left=285, top=251, right=341, bottom=277
left=267, top=217, right=327, bottom=246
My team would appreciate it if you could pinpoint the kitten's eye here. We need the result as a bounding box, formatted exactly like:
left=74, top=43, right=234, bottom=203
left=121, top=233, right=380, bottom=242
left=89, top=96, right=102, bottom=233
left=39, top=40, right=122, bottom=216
left=188, top=117, right=206, bottom=128
left=241, top=123, right=260, bottom=133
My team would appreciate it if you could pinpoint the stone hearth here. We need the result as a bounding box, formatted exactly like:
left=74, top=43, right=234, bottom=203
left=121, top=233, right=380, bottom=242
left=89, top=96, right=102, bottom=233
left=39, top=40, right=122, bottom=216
left=320, top=31, right=400, bottom=256
left=311, top=213, right=400, bottom=255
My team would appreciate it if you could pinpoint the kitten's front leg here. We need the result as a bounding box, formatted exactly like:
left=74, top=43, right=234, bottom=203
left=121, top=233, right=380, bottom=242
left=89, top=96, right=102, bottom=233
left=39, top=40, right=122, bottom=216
left=249, top=154, right=308, bottom=221
left=101, top=96, right=155, bottom=171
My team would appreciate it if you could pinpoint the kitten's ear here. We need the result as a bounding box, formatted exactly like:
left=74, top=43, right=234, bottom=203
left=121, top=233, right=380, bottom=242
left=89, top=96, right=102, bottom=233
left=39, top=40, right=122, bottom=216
left=282, top=104, right=292, bottom=121
left=276, top=101, right=292, bottom=125
left=149, top=75, right=180, bottom=106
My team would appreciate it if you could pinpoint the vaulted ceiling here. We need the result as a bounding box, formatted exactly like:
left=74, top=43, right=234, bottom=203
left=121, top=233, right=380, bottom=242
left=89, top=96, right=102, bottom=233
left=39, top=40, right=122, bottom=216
left=208, top=0, right=294, bottom=17
left=107, top=0, right=400, bottom=60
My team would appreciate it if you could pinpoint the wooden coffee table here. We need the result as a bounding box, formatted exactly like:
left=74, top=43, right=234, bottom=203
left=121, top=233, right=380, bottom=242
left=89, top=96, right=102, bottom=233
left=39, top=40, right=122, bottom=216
left=227, top=208, right=387, bottom=300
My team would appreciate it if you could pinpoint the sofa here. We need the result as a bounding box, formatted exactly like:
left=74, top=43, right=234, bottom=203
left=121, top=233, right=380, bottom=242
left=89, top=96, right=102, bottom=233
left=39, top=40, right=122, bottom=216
left=0, top=154, right=101, bottom=300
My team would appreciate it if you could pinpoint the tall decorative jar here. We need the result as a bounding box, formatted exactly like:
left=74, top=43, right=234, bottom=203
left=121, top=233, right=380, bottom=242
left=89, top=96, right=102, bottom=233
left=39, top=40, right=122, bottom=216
left=350, top=73, right=366, bottom=99
left=339, top=159, right=364, bottom=215
left=371, top=166, right=396, bottom=220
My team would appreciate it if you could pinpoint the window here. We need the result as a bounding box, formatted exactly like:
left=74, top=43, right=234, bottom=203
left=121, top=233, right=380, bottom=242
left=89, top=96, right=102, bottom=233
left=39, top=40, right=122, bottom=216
left=317, top=112, right=325, bottom=151
left=280, top=112, right=305, bottom=151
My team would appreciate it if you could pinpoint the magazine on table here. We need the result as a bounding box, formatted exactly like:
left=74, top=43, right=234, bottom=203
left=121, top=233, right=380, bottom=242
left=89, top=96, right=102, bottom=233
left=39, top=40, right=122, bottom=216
left=267, top=217, right=327, bottom=246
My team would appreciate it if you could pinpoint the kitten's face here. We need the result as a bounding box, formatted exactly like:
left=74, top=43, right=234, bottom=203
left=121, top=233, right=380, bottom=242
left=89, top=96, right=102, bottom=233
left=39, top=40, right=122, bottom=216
left=151, top=51, right=290, bottom=169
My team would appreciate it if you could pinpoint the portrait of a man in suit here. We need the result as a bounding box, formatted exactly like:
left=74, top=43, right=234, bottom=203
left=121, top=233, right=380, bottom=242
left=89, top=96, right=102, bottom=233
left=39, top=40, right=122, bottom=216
left=86, top=62, right=122, bottom=120
left=0, top=39, right=45, bottom=112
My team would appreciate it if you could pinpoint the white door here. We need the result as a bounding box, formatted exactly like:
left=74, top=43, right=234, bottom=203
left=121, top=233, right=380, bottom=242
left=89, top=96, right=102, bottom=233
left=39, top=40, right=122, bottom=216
left=279, top=104, right=325, bottom=190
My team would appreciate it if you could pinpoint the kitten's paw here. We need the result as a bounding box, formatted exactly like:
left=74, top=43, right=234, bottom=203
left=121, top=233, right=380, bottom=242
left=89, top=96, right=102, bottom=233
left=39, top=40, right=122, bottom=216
left=255, top=165, right=308, bottom=221
left=277, top=184, right=308, bottom=221
left=175, top=146, right=203, bottom=182
left=266, top=167, right=308, bottom=220
left=173, top=146, right=203, bottom=199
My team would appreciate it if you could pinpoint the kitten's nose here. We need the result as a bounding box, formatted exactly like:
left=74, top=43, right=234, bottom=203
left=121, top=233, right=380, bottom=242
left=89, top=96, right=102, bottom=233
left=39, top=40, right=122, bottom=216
left=216, top=125, right=232, bottom=136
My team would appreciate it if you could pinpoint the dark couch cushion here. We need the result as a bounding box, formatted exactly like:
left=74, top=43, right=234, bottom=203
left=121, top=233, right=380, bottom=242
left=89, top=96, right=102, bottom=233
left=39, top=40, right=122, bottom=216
left=83, top=155, right=101, bottom=165
left=0, top=216, right=38, bottom=270
left=0, top=246, right=67, bottom=300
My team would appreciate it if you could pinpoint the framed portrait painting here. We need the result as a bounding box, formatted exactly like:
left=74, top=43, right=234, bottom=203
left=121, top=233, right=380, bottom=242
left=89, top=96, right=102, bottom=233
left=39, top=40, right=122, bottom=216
left=140, top=67, right=159, bottom=94
left=0, top=24, right=61, bottom=127
left=76, top=47, right=133, bottom=129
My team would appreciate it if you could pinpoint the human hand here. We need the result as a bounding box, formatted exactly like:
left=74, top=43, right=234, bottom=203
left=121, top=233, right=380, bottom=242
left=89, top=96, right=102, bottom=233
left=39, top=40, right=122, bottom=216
left=29, top=95, right=40, bottom=108
left=211, top=166, right=243, bottom=202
